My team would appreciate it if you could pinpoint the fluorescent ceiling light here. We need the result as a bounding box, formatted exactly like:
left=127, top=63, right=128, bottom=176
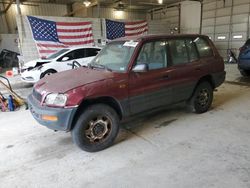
left=233, top=35, right=243, bottom=39
left=83, top=0, right=91, bottom=7
left=114, top=10, right=124, bottom=19
left=158, top=0, right=163, bottom=4
left=217, top=36, right=226, bottom=40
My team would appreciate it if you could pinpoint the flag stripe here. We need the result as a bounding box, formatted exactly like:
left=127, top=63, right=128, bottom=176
left=126, top=20, right=147, bottom=25
left=125, top=29, right=148, bottom=37
left=57, top=25, right=92, bottom=30
left=125, top=24, right=148, bottom=31
left=57, top=21, right=92, bottom=26
left=37, top=43, right=67, bottom=48
left=125, top=28, right=148, bottom=34
left=58, top=31, right=93, bottom=37
left=63, top=40, right=94, bottom=46
left=39, top=50, right=58, bottom=54
left=58, top=33, right=93, bottom=39
left=57, top=27, right=92, bottom=33
left=59, top=37, right=94, bottom=43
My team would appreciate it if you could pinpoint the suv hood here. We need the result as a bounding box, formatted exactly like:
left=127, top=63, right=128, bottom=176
left=34, top=68, right=114, bottom=93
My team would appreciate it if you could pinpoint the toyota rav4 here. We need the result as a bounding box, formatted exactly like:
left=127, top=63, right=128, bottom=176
left=28, top=34, right=225, bottom=152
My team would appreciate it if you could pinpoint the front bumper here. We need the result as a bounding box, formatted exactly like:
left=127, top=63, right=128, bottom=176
left=28, top=94, right=77, bottom=131
left=21, top=70, right=41, bottom=83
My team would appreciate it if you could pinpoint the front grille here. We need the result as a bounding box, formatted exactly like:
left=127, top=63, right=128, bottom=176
left=32, top=88, right=42, bottom=102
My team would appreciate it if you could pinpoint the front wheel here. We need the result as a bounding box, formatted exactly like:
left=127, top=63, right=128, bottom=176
left=188, top=82, right=213, bottom=114
left=71, top=104, right=120, bottom=152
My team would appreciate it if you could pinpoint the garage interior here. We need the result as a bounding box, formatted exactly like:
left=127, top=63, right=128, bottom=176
left=0, top=0, right=250, bottom=187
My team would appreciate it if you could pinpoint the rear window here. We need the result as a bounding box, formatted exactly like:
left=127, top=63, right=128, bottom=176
left=194, top=37, right=213, bottom=57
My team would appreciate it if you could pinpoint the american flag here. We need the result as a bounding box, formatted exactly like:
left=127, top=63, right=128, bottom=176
left=27, top=16, right=94, bottom=58
left=106, top=19, right=148, bottom=40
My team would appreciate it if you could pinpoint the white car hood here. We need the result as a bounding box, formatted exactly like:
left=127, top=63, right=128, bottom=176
left=24, top=58, right=53, bottom=68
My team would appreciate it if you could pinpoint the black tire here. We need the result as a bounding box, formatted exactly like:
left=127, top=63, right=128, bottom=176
left=240, top=70, right=250, bottom=77
left=71, top=104, right=120, bottom=152
left=188, top=81, right=213, bottom=114
left=40, top=69, right=57, bottom=79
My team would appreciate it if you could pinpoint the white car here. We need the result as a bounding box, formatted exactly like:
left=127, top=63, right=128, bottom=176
left=21, top=46, right=101, bottom=83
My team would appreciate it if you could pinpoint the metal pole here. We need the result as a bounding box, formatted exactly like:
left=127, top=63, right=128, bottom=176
left=16, top=0, right=21, bottom=15
left=178, top=3, right=181, bottom=34
left=199, top=1, right=203, bottom=34
left=247, top=1, right=250, bottom=39
left=97, top=0, right=100, bottom=18
left=228, top=0, right=234, bottom=50
left=213, top=1, right=218, bottom=41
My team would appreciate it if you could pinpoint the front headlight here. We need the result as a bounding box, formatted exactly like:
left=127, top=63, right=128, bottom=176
left=44, top=93, right=67, bottom=107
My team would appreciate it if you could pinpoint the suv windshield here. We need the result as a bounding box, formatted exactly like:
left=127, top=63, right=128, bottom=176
left=90, top=41, right=136, bottom=72
left=44, top=49, right=70, bottom=60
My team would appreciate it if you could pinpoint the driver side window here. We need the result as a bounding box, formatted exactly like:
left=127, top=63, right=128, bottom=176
left=136, top=41, right=168, bottom=70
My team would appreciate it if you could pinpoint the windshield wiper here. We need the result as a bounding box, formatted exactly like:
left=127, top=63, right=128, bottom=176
left=88, top=63, right=112, bottom=72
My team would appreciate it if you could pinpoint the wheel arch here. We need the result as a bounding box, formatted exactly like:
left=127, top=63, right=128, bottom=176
left=196, top=75, right=215, bottom=89
left=189, top=74, right=215, bottom=100
left=40, top=68, right=57, bottom=79
left=70, top=96, right=123, bottom=131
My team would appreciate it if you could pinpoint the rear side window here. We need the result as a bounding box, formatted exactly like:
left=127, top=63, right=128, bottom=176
left=185, top=39, right=199, bottom=62
left=86, top=48, right=100, bottom=57
left=168, top=39, right=189, bottom=65
left=74, top=49, right=86, bottom=59
left=194, top=37, right=213, bottom=57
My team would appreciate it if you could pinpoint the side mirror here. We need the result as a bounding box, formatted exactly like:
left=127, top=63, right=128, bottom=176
left=62, top=57, right=70, bottom=61
left=132, top=63, right=148, bottom=73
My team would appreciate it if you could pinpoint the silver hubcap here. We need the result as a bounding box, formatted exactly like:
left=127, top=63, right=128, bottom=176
left=197, top=89, right=209, bottom=107
left=85, top=116, right=111, bottom=142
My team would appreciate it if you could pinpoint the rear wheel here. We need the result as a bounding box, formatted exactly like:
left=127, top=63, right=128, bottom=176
left=240, top=70, right=250, bottom=77
left=72, top=104, right=120, bottom=152
left=188, top=82, right=213, bottom=114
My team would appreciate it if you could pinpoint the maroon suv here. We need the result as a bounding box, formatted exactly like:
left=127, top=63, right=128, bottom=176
left=28, top=34, right=225, bottom=152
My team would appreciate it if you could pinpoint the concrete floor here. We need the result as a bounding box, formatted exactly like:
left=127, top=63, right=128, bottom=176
left=1, top=64, right=250, bottom=188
